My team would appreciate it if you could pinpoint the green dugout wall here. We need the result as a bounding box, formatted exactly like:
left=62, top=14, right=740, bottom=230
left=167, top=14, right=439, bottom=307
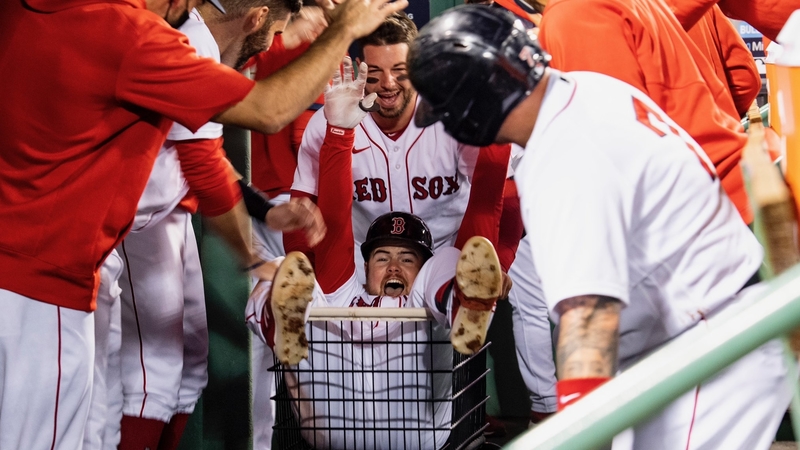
left=182, top=2, right=530, bottom=448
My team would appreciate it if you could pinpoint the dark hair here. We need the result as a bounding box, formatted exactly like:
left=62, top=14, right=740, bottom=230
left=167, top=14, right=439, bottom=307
left=357, top=12, right=418, bottom=48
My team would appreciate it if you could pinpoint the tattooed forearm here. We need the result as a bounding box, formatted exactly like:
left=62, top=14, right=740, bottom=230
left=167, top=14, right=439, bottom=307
left=555, top=295, right=622, bottom=379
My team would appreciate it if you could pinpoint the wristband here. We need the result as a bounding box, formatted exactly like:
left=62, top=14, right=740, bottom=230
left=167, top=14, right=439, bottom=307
left=242, top=260, right=267, bottom=273
left=237, top=179, right=274, bottom=222
left=556, top=377, right=610, bottom=411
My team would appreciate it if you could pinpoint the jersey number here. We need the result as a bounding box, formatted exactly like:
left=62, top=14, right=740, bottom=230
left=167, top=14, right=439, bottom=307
left=632, top=97, right=716, bottom=180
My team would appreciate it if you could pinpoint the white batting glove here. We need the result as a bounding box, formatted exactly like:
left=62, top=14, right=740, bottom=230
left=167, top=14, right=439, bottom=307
left=323, top=56, right=378, bottom=129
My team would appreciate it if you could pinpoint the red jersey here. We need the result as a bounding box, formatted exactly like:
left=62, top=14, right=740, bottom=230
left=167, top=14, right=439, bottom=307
left=539, top=0, right=752, bottom=223
left=0, top=0, right=254, bottom=311
left=248, top=35, right=323, bottom=197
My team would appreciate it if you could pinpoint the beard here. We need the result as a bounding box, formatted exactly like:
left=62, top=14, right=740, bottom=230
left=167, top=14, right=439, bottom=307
left=375, top=86, right=415, bottom=119
left=167, top=8, right=190, bottom=29
left=234, top=21, right=271, bottom=71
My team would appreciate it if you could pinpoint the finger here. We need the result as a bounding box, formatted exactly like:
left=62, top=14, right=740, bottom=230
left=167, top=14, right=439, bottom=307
left=359, top=92, right=380, bottom=112
left=356, top=61, right=368, bottom=85
left=306, top=212, right=327, bottom=247
left=295, top=198, right=326, bottom=247
left=330, top=64, right=342, bottom=87
left=373, top=0, right=408, bottom=16
left=342, top=56, right=353, bottom=82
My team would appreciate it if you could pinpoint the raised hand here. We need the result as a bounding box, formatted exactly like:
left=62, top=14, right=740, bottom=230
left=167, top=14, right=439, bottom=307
left=282, top=6, right=329, bottom=50
left=326, top=0, right=409, bottom=40
left=265, top=197, right=327, bottom=247
left=323, top=56, right=378, bottom=129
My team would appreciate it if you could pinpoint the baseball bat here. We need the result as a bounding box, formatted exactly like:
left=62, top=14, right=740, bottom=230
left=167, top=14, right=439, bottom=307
left=741, top=101, right=800, bottom=352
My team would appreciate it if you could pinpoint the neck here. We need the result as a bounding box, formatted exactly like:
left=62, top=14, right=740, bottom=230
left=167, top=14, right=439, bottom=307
left=372, top=92, right=417, bottom=135
left=496, top=70, right=551, bottom=147
left=197, top=5, right=243, bottom=68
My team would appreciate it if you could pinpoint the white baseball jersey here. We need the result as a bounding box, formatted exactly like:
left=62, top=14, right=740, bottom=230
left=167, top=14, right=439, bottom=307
left=515, top=71, right=762, bottom=365
left=293, top=99, right=481, bottom=272
left=246, top=247, right=466, bottom=450
left=514, top=71, right=790, bottom=449
left=131, top=9, right=223, bottom=233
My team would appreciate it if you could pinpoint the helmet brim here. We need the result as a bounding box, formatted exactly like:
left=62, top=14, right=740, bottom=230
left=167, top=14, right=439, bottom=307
left=360, top=237, right=434, bottom=262
left=414, top=97, right=443, bottom=129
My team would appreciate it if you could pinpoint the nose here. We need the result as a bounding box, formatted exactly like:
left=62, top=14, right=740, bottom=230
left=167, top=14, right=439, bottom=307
left=386, top=259, right=401, bottom=273
left=380, top=72, right=397, bottom=90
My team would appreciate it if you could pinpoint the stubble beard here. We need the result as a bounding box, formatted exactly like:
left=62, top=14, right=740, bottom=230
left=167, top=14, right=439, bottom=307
left=376, top=87, right=415, bottom=119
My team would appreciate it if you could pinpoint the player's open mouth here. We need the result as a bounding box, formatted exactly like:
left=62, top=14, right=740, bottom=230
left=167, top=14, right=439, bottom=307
left=383, top=278, right=406, bottom=297
left=377, top=91, right=400, bottom=107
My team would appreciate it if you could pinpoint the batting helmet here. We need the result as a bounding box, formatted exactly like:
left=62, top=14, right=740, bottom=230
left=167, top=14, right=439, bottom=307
left=360, top=212, right=434, bottom=262
left=408, top=5, right=550, bottom=146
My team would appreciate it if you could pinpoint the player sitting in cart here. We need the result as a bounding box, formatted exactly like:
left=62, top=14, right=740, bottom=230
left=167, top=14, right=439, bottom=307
left=245, top=57, right=505, bottom=450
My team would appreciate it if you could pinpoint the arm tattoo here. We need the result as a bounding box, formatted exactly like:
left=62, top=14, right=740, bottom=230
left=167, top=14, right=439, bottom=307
left=555, top=295, right=622, bottom=379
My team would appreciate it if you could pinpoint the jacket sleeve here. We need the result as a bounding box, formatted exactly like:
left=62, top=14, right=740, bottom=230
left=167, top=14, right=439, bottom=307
left=454, top=144, right=511, bottom=262
left=713, top=7, right=761, bottom=116
left=313, top=126, right=357, bottom=294
left=176, top=137, right=241, bottom=217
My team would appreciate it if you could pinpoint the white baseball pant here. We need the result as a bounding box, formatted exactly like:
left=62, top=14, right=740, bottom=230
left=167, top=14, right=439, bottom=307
left=119, top=208, right=207, bottom=422
left=83, top=250, right=123, bottom=450
left=508, top=235, right=558, bottom=413
left=0, top=288, right=94, bottom=450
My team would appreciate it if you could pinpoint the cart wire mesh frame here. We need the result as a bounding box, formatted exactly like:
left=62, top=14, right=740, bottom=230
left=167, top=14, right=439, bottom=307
left=270, top=307, right=490, bottom=450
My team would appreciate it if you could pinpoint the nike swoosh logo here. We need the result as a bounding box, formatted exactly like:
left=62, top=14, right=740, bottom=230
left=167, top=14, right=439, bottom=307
left=353, top=146, right=370, bottom=154
left=559, top=392, right=581, bottom=404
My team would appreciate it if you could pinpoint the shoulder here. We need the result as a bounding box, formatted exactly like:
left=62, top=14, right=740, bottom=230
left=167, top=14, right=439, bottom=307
left=542, top=0, right=636, bottom=29
left=178, top=11, right=219, bottom=60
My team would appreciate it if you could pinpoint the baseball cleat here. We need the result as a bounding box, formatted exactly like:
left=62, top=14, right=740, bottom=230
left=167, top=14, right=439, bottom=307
left=270, top=252, right=315, bottom=365
left=451, top=236, right=502, bottom=355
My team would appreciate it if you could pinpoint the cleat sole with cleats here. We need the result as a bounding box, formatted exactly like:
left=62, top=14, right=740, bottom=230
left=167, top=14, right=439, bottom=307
left=451, top=236, right=503, bottom=355
left=271, top=252, right=315, bottom=365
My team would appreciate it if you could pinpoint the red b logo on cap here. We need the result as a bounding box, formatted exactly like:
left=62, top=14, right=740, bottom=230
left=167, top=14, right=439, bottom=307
left=391, top=217, right=406, bottom=235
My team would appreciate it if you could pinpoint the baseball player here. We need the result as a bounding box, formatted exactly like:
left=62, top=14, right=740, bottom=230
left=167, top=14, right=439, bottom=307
left=246, top=62, right=505, bottom=448
left=0, top=0, right=407, bottom=447
left=517, top=3, right=766, bottom=421
left=288, top=11, right=511, bottom=286
left=111, top=2, right=327, bottom=449
left=287, top=13, right=515, bottom=434
left=409, top=5, right=792, bottom=449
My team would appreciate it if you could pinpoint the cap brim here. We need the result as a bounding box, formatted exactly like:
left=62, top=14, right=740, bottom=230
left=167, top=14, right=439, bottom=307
left=414, top=96, right=444, bottom=128
left=207, top=0, right=226, bottom=14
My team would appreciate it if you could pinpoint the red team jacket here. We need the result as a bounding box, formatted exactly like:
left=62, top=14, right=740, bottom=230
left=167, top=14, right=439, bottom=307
left=0, top=0, right=254, bottom=311
left=539, top=0, right=753, bottom=223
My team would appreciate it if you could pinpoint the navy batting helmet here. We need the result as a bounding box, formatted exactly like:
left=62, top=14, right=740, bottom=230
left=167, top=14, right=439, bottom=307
left=408, top=5, right=550, bottom=146
left=360, top=212, right=434, bottom=262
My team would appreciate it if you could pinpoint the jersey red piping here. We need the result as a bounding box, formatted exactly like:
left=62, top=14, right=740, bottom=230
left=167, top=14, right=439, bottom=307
left=360, top=123, right=394, bottom=211
left=403, top=128, right=427, bottom=215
